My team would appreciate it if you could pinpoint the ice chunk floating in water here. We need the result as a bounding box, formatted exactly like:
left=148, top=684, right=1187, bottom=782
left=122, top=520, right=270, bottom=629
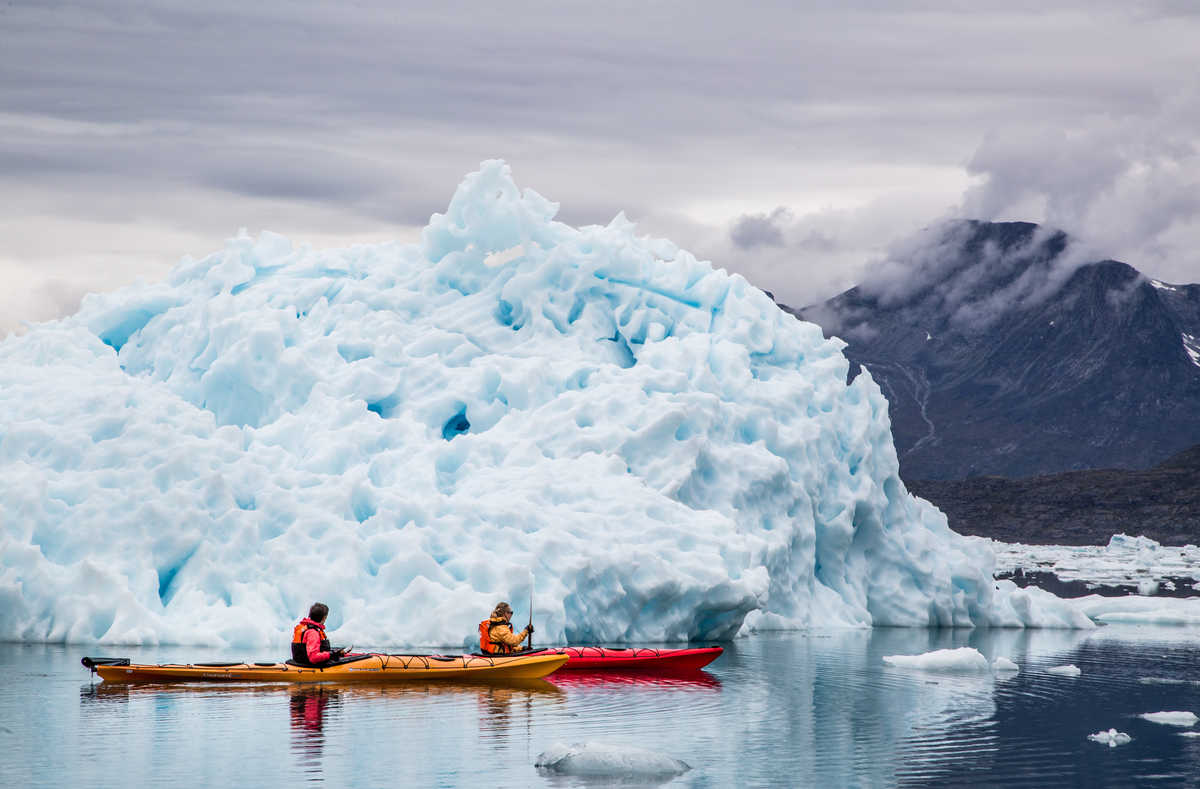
left=1047, top=664, right=1081, bottom=677
left=0, top=161, right=1092, bottom=647
left=1089, top=729, right=1131, bottom=748
left=535, top=742, right=690, bottom=779
left=882, top=647, right=991, bottom=672
left=1139, top=712, right=1199, bottom=727
left=992, top=656, right=1019, bottom=672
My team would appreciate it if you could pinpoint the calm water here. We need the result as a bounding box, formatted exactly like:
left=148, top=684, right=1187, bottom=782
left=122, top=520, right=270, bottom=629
left=6, top=627, right=1200, bottom=788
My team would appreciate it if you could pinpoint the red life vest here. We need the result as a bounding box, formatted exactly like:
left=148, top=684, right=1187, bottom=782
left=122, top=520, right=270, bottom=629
left=291, top=620, right=331, bottom=665
left=479, top=618, right=515, bottom=654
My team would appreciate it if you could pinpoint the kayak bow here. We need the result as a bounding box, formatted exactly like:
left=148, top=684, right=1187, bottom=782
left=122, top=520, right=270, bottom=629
left=539, top=646, right=723, bottom=672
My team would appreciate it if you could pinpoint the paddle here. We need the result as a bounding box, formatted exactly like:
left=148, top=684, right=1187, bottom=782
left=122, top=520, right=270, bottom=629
left=527, top=570, right=534, bottom=651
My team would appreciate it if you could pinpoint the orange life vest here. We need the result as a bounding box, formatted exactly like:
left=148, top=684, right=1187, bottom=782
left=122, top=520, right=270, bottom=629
left=479, top=618, right=515, bottom=654
left=291, top=620, right=331, bottom=665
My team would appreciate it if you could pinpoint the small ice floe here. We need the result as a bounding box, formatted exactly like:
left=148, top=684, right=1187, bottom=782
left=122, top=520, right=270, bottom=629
left=1178, top=732, right=1200, bottom=738
left=535, top=742, right=691, bottom=779
left=1094, top=607, right=1200, bottom=626
left=882, top=647, right=989, bottom=672
left=992, top=657, right=1019, bottom=672
left=1070, top=592, right=1200, bottom=626
left=1088, top=729, right=1132, bottom=747
left=1139, top=711, right=1199, bottom=727
left=1046, top=664, right=1082, bottom=677
left=989, top=533, right=1200, bottom=599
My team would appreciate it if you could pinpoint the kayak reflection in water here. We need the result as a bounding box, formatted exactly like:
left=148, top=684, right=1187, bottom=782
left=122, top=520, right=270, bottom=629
left=290, top=686, right=338, bottom=733
left=289, top=686, right=339, bottom=771
left=478, top=601, right=534, bottom=654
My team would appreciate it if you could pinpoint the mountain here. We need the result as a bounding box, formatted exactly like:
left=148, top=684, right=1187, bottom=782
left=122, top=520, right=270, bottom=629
left=790, top=220, right=1200, bottom=480
left=906, top=443, right=1200, bottom=545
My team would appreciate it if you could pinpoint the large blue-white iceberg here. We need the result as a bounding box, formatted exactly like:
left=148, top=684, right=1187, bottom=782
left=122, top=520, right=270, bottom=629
left=0, top=161, right=1089, bottom=647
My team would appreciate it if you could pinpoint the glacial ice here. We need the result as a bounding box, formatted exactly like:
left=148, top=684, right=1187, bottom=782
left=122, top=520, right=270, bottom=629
left=0, top=160, right=1095, bottom=648
left=987, top=534, right=1200, bottom=593
left=535, top=742, right=690, bottom=778
left=1046, top=664, right=1081, bottom=677
left=1139, top=711, right=1198, bottom=727
left=1088, top=729, right=1131, bottom=747
left=992, top=656, right=1019, bottom=672
left=1070, top=596, right=1200, bottom=626
left=882, top=647, right=991, bottom=672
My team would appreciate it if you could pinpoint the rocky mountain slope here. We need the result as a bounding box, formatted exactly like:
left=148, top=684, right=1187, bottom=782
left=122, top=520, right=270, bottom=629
left=906, top=443, right=1200, bottom=545
left=790, top=220, right=1200, bottom=480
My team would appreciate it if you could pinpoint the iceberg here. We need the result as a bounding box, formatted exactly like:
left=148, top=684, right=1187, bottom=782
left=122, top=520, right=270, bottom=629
left=0, top=161, right=1091, bottom=647
left=882, top=647, right=991, bottom=672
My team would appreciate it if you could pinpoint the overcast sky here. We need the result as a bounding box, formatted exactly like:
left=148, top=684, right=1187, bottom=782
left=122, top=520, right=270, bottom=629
left=2, top=0, right=1198, bottom=333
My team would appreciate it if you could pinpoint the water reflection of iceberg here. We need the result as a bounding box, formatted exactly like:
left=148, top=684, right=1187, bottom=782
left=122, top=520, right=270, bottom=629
left=841, top=630, right=997, bottom=786
left=692, top=629, right=1098, bottom=787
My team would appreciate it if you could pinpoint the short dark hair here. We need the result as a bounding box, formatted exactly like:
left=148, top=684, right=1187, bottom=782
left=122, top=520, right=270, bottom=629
left=309, top=602, right=329, bottom=623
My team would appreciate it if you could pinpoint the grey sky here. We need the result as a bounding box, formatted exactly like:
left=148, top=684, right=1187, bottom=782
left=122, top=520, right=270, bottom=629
left=2, top=1, right=1198, bottom=332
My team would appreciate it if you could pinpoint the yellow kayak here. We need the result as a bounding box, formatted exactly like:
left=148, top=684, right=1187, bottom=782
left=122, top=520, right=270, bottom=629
left=82, top=652, right=568, bottom=684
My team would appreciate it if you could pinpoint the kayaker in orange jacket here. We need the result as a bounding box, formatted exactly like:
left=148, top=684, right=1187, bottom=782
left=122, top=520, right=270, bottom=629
left=479, top=601, right=534, bottom=654
left=291, top=603, right=346, bottom=666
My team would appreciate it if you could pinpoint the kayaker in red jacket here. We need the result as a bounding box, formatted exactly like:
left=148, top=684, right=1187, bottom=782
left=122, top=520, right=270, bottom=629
left=291, top=603, right=346, bottom=666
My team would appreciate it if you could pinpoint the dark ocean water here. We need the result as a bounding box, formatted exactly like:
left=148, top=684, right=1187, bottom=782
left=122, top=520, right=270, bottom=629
left=5, top=626, right=1200, bottom=788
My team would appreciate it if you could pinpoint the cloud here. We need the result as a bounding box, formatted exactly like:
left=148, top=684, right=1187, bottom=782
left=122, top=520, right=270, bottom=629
left=854, top=219, right=1094, bottom=328
left=961, top=96, right=1200, bottom=283
left=0, top=275, right=91, bottom=337
left=730, top=208, right=790, bottom=249
left=662, top=183, right=966, bottom=313
left=1, top=0, right=1198, bottom=331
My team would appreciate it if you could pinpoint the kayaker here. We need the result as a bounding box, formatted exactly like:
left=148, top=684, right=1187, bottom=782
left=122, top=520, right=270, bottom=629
left=479, top=601, right=534, bottom=654
left=291, top=602, right=346, bottom=666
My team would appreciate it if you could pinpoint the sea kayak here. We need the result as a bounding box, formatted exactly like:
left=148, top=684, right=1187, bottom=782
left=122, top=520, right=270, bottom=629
left=82, top=652, right=568, bottom=684
left=536, top=646, right=723, bottom=671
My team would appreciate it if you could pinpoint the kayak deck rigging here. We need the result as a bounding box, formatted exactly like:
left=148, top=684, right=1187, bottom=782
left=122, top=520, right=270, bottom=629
left=82, top=652, right=568, bottom=683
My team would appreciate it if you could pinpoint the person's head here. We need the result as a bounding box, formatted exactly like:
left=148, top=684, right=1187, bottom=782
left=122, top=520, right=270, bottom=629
left=492, top=601, right=513, bottom=621
left=308, top=602, right=329, bottom=623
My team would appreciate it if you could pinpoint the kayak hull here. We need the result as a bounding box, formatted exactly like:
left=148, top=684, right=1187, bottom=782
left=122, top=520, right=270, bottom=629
left=88, top=652, right=568, bottom=684
left=540, top=646, right=723, bottom=671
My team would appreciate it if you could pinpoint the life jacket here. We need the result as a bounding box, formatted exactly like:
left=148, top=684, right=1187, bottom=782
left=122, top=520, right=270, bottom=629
left=291, top=619, right=331, bottom=665
left=479, top=618, right=515, bottom=654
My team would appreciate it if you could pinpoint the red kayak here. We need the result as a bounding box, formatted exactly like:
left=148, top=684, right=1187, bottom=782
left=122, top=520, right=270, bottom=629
left=539, top=646, right=722, bottom=672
